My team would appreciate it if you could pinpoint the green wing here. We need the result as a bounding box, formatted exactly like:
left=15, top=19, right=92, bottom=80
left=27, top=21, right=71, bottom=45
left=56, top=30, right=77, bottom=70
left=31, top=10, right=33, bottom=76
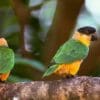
left=43, top=39, right=89, bottom=77
left=43, top=64, right=58, bottom=77
left=0, top=47, right=14, bottom=73
left=53, top=39, right=89, bottom=64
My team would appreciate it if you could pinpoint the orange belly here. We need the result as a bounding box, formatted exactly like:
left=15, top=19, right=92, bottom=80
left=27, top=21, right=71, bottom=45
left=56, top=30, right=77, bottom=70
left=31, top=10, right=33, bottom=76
left=0, top=72, right=10, bottom=81
left=54, top=60, right=82, bottom=77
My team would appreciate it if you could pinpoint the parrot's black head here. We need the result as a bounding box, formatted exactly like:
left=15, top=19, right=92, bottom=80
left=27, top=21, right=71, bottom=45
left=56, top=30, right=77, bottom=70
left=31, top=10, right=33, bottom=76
left=78, top=26, right=97, bottom=41
left=78, top=26, right=96, bottom=35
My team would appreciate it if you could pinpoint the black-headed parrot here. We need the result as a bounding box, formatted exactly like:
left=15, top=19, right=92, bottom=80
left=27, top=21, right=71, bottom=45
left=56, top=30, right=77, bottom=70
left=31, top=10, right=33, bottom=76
left=43, top=26, right=97, bottom=78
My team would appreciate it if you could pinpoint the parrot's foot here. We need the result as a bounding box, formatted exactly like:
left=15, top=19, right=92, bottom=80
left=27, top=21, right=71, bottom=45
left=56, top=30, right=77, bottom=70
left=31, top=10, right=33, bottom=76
left=66, top=74, right=75, bottom=79
left=0, top=80, right=6, bottom=83
left=61, top=74, right=75, bottom=81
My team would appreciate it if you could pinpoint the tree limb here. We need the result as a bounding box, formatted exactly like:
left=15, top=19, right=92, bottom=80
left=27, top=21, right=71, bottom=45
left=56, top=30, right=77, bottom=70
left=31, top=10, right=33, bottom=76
left=11, top=0, right=32, bottom=58
left=79, top=40, right=100, bottom=75
left=0, top=76, right=100, bottom=100
left=42, top=0, right=84, bottom=65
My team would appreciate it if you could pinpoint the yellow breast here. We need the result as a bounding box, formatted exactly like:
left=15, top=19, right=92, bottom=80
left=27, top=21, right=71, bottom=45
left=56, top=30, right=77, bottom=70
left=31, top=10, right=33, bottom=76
left=54, top=60, right=82, bottom=77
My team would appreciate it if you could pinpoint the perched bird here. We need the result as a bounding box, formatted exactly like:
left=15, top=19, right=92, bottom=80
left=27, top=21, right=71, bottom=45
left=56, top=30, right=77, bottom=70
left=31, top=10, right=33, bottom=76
left=43, top=26, right=97, bottom=78
left=0, top=38, right=14, bottom=81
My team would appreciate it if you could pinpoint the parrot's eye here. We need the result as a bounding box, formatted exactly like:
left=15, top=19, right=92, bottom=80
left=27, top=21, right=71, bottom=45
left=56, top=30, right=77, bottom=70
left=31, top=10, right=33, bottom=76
left=91, top=34, right=97, bottom=41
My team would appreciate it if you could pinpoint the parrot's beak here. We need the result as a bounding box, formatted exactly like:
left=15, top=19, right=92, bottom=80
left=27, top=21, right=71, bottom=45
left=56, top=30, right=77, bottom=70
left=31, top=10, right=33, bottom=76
left=91, top=34, right=98, bottom=41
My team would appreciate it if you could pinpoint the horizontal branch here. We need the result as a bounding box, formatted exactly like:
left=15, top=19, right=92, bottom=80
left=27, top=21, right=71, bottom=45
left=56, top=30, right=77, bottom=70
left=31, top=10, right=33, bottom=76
left=0, top=76, right=100, bottom=100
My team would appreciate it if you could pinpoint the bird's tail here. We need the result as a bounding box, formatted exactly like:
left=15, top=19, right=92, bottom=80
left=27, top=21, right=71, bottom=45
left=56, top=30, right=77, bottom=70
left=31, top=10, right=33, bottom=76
left=42, top=64, right=58, bottom=78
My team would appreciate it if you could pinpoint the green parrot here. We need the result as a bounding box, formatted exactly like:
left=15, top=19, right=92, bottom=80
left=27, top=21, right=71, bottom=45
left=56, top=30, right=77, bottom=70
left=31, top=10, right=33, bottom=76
left=0, top=38, right=14, bottom=81
left=43, top=26, right=97, bottom=78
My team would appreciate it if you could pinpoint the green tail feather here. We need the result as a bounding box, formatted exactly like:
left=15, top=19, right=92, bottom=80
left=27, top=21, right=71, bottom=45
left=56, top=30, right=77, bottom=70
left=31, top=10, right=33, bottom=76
left=42, top=64, right=58, bottom=77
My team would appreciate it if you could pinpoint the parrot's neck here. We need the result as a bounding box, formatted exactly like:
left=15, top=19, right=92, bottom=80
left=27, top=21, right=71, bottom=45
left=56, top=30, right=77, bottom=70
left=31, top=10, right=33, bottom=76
left=72, top=32, right=91, bottom=47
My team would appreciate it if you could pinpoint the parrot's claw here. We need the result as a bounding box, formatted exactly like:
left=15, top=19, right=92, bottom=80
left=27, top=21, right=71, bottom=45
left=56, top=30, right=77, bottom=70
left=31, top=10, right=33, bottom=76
left=0, top=80, right=6, bottom=83
left=66, top=74, right=75, bottom=79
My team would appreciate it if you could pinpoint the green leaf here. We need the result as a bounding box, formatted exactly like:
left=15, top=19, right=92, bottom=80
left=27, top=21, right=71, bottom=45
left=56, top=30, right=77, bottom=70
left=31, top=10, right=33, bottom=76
left=7, top=32, right=19, bottom=51
left=2, top=13, right=19, bottom=34
left=15, top=57, right=46, bottom=72
left=8, top=75, right=32, bottom=82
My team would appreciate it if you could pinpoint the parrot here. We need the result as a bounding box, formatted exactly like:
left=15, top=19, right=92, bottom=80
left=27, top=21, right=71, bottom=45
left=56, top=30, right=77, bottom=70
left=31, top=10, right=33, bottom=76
left=43, top=26, right=97, bottom=78
left=0, top=38, right=14, bottom=81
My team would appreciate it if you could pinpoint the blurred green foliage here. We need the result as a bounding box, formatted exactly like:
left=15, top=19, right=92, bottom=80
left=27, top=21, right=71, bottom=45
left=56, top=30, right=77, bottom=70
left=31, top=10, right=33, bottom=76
left=0, top=0, right=57, bottom=82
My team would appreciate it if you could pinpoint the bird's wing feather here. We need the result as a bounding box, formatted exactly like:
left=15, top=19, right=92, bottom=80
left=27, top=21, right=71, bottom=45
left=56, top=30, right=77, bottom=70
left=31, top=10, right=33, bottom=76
left=53, top=39, right=89, bottom=64
left=0, top=47, right=14, bottom=73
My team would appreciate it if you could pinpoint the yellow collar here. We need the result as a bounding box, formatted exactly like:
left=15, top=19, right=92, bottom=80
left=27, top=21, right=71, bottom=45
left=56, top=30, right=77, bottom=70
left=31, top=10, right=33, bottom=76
left=72, top=32, right=91, bottom=47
